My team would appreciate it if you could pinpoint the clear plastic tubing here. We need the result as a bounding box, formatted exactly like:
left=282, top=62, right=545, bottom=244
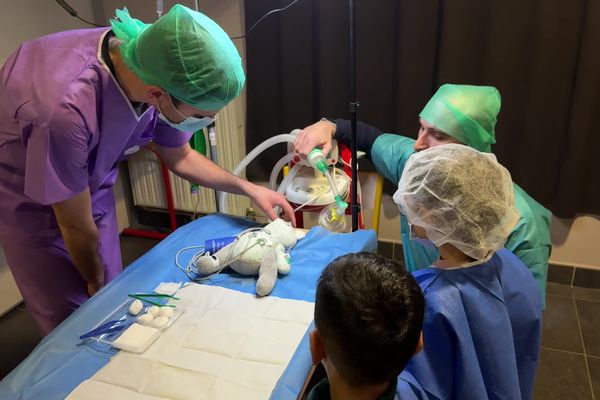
left=269, top=152, right=296, bottom=191
left=322, top=169, right=341, bottom=199
left=218, top=134, right=297, bottom=213
left=277, top=163, right=303, bottom=194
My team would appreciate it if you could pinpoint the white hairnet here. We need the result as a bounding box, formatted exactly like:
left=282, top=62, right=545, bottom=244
left=393, top=144, right=519, bottom=260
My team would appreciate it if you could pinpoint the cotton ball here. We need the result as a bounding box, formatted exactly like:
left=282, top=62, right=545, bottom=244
left=159, top=307, right=174, bottom=318
left=152, top=316, right=169, bottom=330
left=137, top=313, right=154, bottom=326
left=128, top=299, right=143, bottom=316
left=147, top=306, right=161, bottom=317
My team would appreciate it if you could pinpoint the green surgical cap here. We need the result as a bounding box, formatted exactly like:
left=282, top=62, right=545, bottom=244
left=419, top=84, right=501, bottom=152
left=110, top=5, right=245, bottom=111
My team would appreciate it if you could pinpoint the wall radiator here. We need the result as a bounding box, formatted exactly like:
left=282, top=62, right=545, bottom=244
left=127, top=97, right=250, bottom=217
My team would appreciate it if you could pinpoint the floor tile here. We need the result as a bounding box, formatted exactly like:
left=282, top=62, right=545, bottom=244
left=573, top=267, right=600, bottom=289
left=576, top=299, right=600, bottom=357
left=533, top=348, right=592, bottom=400
left=573, top=286, right=600, bottom=302
left=547, top=264, right=573, bottom=285
left=588, top=356, right=600, bottom=399
left=541, top=295, right=583, bottom=353
left=377, top=241, right=394, bottom=260
left=0, top=307, right=42, bottom=378
left=119, top=236, right=161, bottom=268
left=546, top=282, right=572, bottom=297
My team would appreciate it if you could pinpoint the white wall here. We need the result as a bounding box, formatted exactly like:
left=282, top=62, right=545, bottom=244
left=0, top=1, right=95, bottom=62
left=0, top=0, right=95, bottom=316
left=550, top=215, right=600, bottom=270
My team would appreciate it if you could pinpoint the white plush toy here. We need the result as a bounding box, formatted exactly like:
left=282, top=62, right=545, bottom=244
left=195, top=219, right=305, bottom=296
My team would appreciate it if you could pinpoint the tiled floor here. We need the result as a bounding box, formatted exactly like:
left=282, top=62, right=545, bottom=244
left=535, top=282, right=600, bottom=399
left=0, top=303, right=43, bottom=380
left=1, top=238, right=599, bottom=400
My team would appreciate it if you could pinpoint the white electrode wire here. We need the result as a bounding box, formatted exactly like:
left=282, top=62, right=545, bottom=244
left=175, top=245, right=206, bottom=280
left=293, top=187, right=328, bottom=213
left=230, top=0, right=301, bottom=40
left=175, top=227, right=269, bottom=281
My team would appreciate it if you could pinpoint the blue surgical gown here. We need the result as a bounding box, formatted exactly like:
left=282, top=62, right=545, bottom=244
left=405, top=249, right=543, bottom=400
left=397, top=371, right=429, bottom=399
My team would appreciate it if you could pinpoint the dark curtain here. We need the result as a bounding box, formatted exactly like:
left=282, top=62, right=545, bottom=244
left=244, top=0, right=600, bottom=218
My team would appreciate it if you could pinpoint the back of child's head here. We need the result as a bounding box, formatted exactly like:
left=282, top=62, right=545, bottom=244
left=314, top=252, right=424, bottom=386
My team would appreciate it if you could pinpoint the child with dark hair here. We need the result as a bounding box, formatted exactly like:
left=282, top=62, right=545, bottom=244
left=308, top=252, right=427, bottom=400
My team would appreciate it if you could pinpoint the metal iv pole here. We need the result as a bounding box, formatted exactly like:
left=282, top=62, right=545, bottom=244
left=349, top=0, right=359, bottom=231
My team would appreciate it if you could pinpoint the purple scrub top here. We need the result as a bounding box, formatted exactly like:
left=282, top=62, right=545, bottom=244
left=0, top=27, right=191, bottom=236
left=0, top=28, right=192, bottom=333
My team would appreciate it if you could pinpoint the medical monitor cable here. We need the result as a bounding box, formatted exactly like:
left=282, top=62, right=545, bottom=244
left=54, top=0, right=104, bottom=27
left=230, top=0, right=301, bottom=40
left=55, top=0, right=301, bottom=40
left=175, top=227, right=268, bottom=282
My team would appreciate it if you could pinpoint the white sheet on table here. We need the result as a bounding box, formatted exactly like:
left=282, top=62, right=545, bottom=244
left=67, top=284, right=314, bottom=400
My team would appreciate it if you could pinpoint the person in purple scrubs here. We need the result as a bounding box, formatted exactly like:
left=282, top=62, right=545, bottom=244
left=0, top=5, right=295, bottom=334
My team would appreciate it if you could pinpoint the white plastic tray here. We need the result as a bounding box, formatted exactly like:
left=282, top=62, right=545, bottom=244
left=80, top=297, right=185, bottom=354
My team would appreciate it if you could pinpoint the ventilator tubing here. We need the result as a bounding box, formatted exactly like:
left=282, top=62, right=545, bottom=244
left=269, top=153, right=297, bottom=191
left=218, top=133, right=297, bottom=213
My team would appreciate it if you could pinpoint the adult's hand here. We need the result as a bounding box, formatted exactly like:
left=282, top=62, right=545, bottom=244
left=52, top=188, right=105, bottom=298
left=157, top=144, right=296, bottom=226
left=248, top=184, right=296, bottom=226
left=293, top=119, right=336, bottom=158
left=86, top=273, right=105, bottom=297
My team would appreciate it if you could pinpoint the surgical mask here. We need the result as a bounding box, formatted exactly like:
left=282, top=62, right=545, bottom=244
left=157, top=103, right=215, bottom=132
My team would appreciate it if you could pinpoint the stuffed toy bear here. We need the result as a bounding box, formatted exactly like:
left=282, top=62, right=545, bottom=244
left=194, top=219, right=305, bottom=296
